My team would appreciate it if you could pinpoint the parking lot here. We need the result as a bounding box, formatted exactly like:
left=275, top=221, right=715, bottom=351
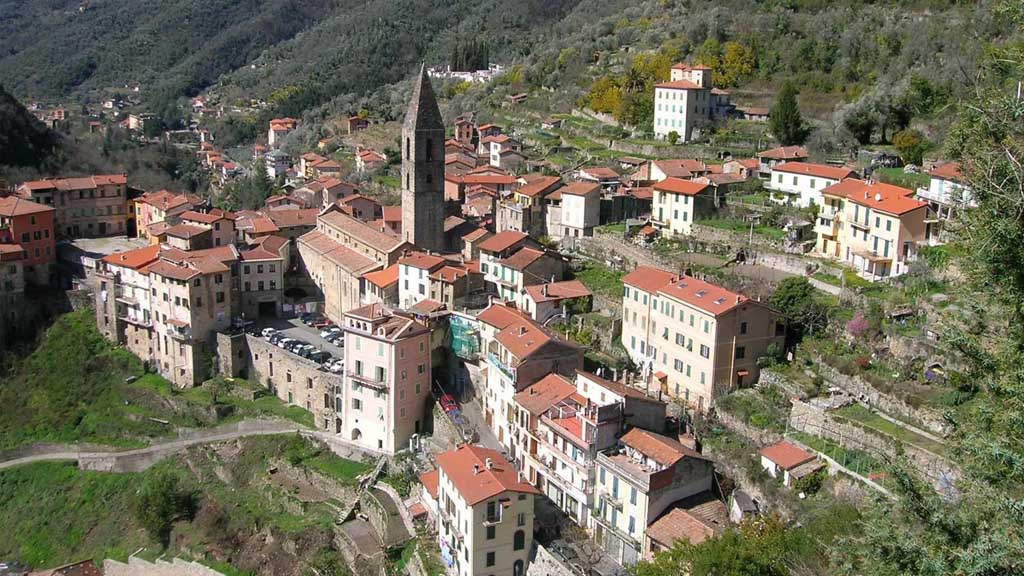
left=252, top=316, right=345, bottom=364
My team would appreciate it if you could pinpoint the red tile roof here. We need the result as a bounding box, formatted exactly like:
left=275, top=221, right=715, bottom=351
left=100, top=244, right=161, bottom=270
left=757, top=146, right=809, bottom=161
left=771, top=162, right=853, bottom=180
left=928, top=161, right=964, bottom=182
left=822, top=179, right=927, bottom=216
left=646, top=508, right=718, bottom=547
left=180, top=210, right=227, bottom=224
left=620, top=428, right=706, bottom=467
left=419, top=469, right=439, bottom=499
left=268, top=208, right=319, bottom=229
left=653, top=159, right=707, bottom=179
left=516, top=176, right=562, bottom=198
left=436, top=445, right=539, bottom=505
left=399, top=251, right=446, bottom=270
left=382, top=205, right=402, bottom=223
left=656, top=79, right=704, bottom=90
left=497, top=247, right=546, bottom=271
left=580, top=166, right=621, bottom=179
left=410, top=299, right=446, bottom=314
left=561, top=181, right=601, bottom=196
left=622, top=266, right=677, bottom=294
left=513, top=374, right=576, bottom=415
left=363, top=263, right=400, bottom=288
left=759, top=441, right=816, bottom=470
left=658, top=274, right=749, bottom=317
left=477, top=230, right=528, bottom=253
left=0, top=196, right=54, bottom=216
left=523, top=280, right=591, bottom=304
left=653, top=178, right=708, bottom=196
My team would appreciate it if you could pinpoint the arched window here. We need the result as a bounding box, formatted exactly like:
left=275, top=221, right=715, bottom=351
left=513, top=559, right=524, bottom=576
left=406, top=137, right=410, bottom=157
left=513, top=530, right=525, bottom=551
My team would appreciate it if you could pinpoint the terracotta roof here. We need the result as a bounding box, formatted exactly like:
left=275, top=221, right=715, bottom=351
left=580, top=166, right=621, bottom=179
left=822, top=179, right=927, bottom=216
left=399, top=251, right=446, bottom=270
left=344, top=304, right=427, bottom=340
left=516, top=176, right=562, bottom=198
left=268, top=208, right=319, bottom=228
left=771, top=162, right=853, bottom=180
left=759, top=441, right=816, bottom=470
left=757, top=146, right=809, bottom=160
left=464, top=227, right=490, bottom=242
left=0, top=244, right=26, bottom=258
left=147, top=259, right=201, bottom=281
left=622, top=266, right=677, bottom=294
left=430, top=264, right=474, bottom=283
left=620, top=428, right=706, bottom=467
left=239, top=247, right=280, bottom=261
left=419, top=469, right=439, bottom=499
left=654, top=177, right=709, bottom=196
left=928, top=161, right=964, bottom=182
left=320, top=209, right=405, bottom=253
left=497, top=247, right=546, bottom=271
left=656, top=80, right=704, bottom=90
left=100, top=244, right=161, bottom=270
left=699, top=173, right=747, bottom=186
left=477, top=230, right=528, bottom=253
left=164, top=223, right=209, bottom=239
left=363, top=263, right=400, bottom=288
left=477, top=302, right=533, bottom=330
left=0, top=195, right=54, bottom=216
left=20, top=174, right=127, bottom=193
left=672, top=63, right=711, bottom=71
left=629, top=187, right=654, bottom=200
left=410, top=299, right=446, bottom=314
left=495, top=320, right=554, bottom=360
left=180, top=210, right=226, bottom=224
left=137, top=189, right=197, bottom=211
left=513, top=374, right=576, bottom=415
left=298, top=230, right=377, bottom=273
left=243, top=216, right=280, bottom=235
left=653, top=159, right=707, bottom=179
left=561, top=181, right=601, bottom=196
left=732, top=158, right=760, bottom=169
left=460, top=173, right=518, bottom=186
left=252, top=234, right=288, bottom=254
left=658, top=274, right=749, bottom=317
left=379, top=205, right=402, bottom=223
left=646, top=508, right=718, bottom=547
left=436, top=445, right=539, bottom=505
left=523, top=280, right=591, bottom=303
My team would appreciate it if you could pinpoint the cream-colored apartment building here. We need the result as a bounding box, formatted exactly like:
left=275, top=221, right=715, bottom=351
left=339, top=303, right=431, bottom=454
left=651, top=178, right=714, bottom=237
left=621, top=266, right=783, bottom=411
left=815, top=179, right=932, bottom=279
left=18, top=175, right=129, bottom=238
left=434, top=445, right=537, bottom=576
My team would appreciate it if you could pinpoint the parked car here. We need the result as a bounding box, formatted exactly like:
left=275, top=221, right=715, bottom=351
left=310, top=351, right=333, bottom=364
left=312, top=318, right=333, bottom=329
left=328, top=359, right=345, bottom=374
left=439, top=394, right=458, bottom=413
left=261, top=328, right=277, bottom=338
left=269, top=333, right=284, bottom=345
left=301, top=313, right=325, bottom=326
left=276, top=337, right=296, bottom=349
left=286, top=340, right=308, bottom=353
left=320, top=327, right=341, bottom=339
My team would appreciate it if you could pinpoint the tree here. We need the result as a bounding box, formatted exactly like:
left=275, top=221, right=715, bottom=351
left=667, top=130, right=680, bottom=145
left=769, top=277, right=827, bottom=344
left=719, top=41, right=755, bottom=88
left=768, top=82, right=808, bottom=145
left=133, top=469, right=197, bottom=547
left=892, top=129, right=928, bottom=165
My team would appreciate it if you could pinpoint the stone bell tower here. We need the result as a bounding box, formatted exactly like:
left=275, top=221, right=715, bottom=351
left=401, top=64, right=445, bottom=253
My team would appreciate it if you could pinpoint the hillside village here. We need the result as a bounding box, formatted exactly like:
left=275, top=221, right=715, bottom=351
left=0, top=51, right=977, bottom=575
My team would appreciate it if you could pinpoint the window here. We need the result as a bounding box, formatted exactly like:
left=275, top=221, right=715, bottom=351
left=418, top=364, right=426, bottom=374
left=352, top=398, right=362, bottom=410
left=740, top=321, right=748, bottom=335
left=216, top=292, right=225, bottom=303
left=675, top=333, right=684, bottom=346
left=486, top=525, right=496, bottom=540
left=514, top=530, right=526, bottom=550
left=700, top=344, right=710, bottom=358
left=630, top=486, right=637, bottom=505
left=628, top=516, right=636, bottom=535
left=486, top=552, right=495, bottom=567
left=735, top=346, right=746, bottom=359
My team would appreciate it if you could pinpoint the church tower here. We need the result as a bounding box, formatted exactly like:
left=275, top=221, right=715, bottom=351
left=401, top=64, right=445, bottom=253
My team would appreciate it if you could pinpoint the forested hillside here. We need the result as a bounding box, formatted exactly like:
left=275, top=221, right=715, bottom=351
left=0, top=85, right=59, bottom=169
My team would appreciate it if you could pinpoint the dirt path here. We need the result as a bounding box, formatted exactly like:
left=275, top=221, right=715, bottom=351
left=0, top=419, right=303, bottom=471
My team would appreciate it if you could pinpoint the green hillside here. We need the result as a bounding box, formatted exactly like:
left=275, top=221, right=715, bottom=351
left=0, top=84, right=60, bottom=169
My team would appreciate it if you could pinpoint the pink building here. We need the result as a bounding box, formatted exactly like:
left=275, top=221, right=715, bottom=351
left=340, top=303, right=432, bottom=454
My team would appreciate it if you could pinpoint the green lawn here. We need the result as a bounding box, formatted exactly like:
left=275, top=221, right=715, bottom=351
left=701, top=217, right=786, bottom=240
left=573, top=261, right=625, bottom=299
left=812, top=268, right=878, bottom=291
left=873, top=167, right=929, bottom=190
left=596, top=223, right=626, bottom=234
left=0, top=311, right=314, bottom=450
left=834, top=404, right=947, bottom=455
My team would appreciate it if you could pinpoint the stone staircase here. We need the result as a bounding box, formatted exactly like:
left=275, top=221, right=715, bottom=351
left=104, top=556, right=225, bottom=576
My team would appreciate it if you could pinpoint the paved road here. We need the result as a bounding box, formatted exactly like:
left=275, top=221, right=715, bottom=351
left=0, top=420, right=302, bottom=471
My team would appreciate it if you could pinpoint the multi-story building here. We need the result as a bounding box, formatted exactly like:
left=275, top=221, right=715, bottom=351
left=134, top=190, right=201, bottom=239
left=512, top=370, right=666, bottom=527
left=651, top=178, right=714, bottom=237
left=239, top=238, right=287, bottom=318
left=520, top=280, right=592, bottom=325
left=756, top=145, right=808, bottom=176
left=917, top=161, right=975, bottom=224
left=652, top=64, right=732, bottom=142
left=398, top=251, right=446, bottom=310
left=621, top=266, right=784, bottom=411
left=815, top=179, right=932, bottom=279
left=487, top=247, right=566, bottom=304
left=268, top=118, right=299, bottom=148
left=180, top=210, right=235, bottom=248
left=434, top=445, right=537, bottom=576
left=559, top=181, right=601, bottom=239
left=477, top=302, right=583, bottom=453
left=339, top=303, right=431, bottom=453
left=17, top=175, right=128, bottom=238
left=767, top=162, right=854, bottom=208
left=0, top=196, right=56, bottom=285
left=95, top=244, right=162, bottom=362
left=495, top=176, right=562, bottom=237
left=592, top=428, right=714, bottom=566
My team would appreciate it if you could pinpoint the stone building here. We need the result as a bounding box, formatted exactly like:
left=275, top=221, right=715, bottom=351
left=401, top=65, right=446, bottom=253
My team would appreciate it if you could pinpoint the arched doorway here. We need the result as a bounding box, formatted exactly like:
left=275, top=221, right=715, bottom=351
left=351, top=428, right=362, bottom=441
left=513, top=560, right=524, bottom=576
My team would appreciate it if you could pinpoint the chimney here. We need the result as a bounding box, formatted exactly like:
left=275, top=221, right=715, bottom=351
left=485, top=457, right=494, bottom=470
left=473, top=463, right=480, bottom=475
left=542, top=284, right=548, bottom=297
left=519, top=326, right=528, bottom=336
left=736, top=295, right=741, bottom=303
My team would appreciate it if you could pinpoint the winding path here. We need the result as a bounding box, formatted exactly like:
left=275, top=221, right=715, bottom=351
left=0, top=419, right=304, bottom=471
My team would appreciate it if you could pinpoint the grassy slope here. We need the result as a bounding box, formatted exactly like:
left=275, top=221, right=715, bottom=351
left=0, top=435, right=368, bottom=570
left=0, top=310, right=312, bottom=450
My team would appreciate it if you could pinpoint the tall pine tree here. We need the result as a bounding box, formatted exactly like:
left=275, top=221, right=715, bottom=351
left=769, top=81, right=808, bottom=146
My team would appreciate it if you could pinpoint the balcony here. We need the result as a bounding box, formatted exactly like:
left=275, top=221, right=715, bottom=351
left=118, top=314, right=151, bottom=327
left=346, top=372, right=388, bottom=392
left=599, top=490, right=623, bottom=511
left=846, top=214, right=871, bottom=229
left=482, top=512, right=502, bottom=527
left=165, top=320, right=192, bottom=340
left=487, top=352, right=516, bottom=382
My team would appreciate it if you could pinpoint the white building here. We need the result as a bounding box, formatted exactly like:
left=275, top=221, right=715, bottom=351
left=559, top=181, right=601, bottom=238
left=398, top=251, right=445, bottom=310
left=767, top=162, right=854, bottom=208
left=653, top=64, right=718, bottom=142
left=917, top=161, right=975, bottom=222
left=434, top=444, right=538, bottom=576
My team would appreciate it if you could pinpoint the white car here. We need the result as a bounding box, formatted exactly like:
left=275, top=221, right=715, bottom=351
left=261, top=328, right=277, bottom=338
left=276, top=338, right=295, bottom=349
left=328, top=359, right=345, bottom=374
left=320, top=327, right=342, bottom=339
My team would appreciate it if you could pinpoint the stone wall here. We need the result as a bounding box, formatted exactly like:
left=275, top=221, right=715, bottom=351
left=233, top=334, right=342, bottom=432
left=527, top=543, right=577, bottom=576
left=432, top=404, right=465, bottom=450
left=104, top=557, right=225, bottom=576
left=715, top=409, right=783, bottom=447
left=788, top=400, right=955, bottom=482
left=756, top=368, right=808, bottom=400
left=811, top=356, right=949, bottom=437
